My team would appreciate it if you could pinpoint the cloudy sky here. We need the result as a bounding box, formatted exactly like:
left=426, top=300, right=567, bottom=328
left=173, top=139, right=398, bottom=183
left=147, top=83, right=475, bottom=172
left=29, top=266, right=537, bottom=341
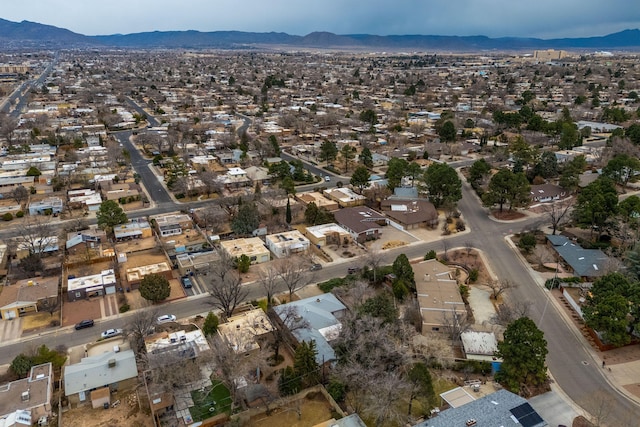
left=3, top=0, right=639, bottom=39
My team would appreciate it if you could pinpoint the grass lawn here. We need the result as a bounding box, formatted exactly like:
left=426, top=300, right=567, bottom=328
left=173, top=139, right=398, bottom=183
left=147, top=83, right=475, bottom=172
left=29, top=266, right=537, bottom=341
left=190, top=380, right=231, bottom=422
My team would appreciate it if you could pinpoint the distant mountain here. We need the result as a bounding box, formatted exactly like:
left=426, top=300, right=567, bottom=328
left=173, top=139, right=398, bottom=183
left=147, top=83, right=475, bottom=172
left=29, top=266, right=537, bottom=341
left=0, top=17, right=638, bottom=51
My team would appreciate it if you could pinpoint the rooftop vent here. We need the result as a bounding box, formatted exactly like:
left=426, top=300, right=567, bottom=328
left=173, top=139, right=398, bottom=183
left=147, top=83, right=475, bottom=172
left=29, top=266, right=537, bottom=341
left=465, top=419, right=477, bottom=427
left=108, top=359, right=116, bottom=368
left=21, top=391, right=30, bottom=401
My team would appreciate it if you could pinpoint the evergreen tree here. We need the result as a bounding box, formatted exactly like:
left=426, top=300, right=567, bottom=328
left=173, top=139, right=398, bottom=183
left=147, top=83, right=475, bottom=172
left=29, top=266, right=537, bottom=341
left=294, top=340, right=320, bottom=387
left=285, top=197, right=292, bottom=225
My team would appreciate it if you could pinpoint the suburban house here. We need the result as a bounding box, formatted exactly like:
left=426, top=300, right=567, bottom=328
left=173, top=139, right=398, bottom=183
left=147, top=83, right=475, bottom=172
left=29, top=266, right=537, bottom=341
left=264, top=230, right=310, bottom=258
left=0, top=276, right=58, bottom=320
left=295, top=191, right=339, bottom=212
left=0, top=363, right=54, bottom=426
left=217, top=308, right=274, bottom=355
left=220, top=237, right=270, bottom=264
left=323, top=187, right=366, bottom=208
left=113, top=219, right=153, bottom=241
left=413, top=259, right=467, bottom=334
left=414, top=389, right=547, bottom=427
left=219, top=167, right=251, bottom=189
left=145, top=329, right=210, bottom=366
left=125, top=262, right=172, bottom=289
left=380, top=199, right=439, bottom=229
left=100, top=182, right=140, bottom=202
left=272, top=293, right=347, bottom=366
left=65, top=228, right=106, bottom=253
left=67, top=269, right=117, bottom=301
left=245, top=165, right=272, bottom=185
left=151, top=213, right=194, bottom=237
left=546, top=234, right=610, bottom=280
left=175, top=251, right=219, bottom=277
left=333, top=206, right=387, bottom=243
left=304, top=223, right=351, bottom=247
left=67, top=189, right=103, bottom=211
left=529, top=184, right=568, bottom=203
left=27, top=197, right=63, bottom=216
left=64, top=349, right=138, bottom=407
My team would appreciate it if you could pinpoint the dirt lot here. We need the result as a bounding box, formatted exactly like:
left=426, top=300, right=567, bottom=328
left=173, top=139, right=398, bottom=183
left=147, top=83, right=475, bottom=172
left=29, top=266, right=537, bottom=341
left=61, top=390, right=153, bottom=427
left=248, top=392, right=334, bottom=427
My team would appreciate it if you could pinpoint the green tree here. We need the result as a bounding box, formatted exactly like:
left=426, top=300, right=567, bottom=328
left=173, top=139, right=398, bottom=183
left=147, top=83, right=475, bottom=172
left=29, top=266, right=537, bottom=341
left=26, top=166, right=41, bottom=177
left=532, top=151, right=559, bottom=179
left=385, top=157, right=408, bottom=190
left=280, top=176, right=296, bottom=195
left=618, top=195, right=640, bottom=228
left=358, top=292, right=398, bottom=324
left=268, top=134, right=281, bottom=156
left=202, top=311, right=219, bottom=336
left=468, top=158, right=491, bottom=189
left=285, top=197, right=292, bottom=225
left=407, top=362, right=436, bottom=416
left=304, top=202, right=334, bottom=226
left=139, top=273, right=171, bottom=303
left=278, top=365, right=301, bottom=396
left=482, top=169, right=530, bottom=212
left=559, top=155, right=586, bottom=192
left=392, top=253, right=415, bottom=288
left=340, top=144, right=356, bottom=172
left=231, top=202, right=260, bottom=235
left=438, top=120, right=456, bottom=142
left=236, top=254, right=251, bottom=273
left=359, top=109, right=378, bottom=126
left=96, top=200, right=128, bottom=232
left=583, top=273, right=640, bottom=347
left=294, top=340, right=320, bottom=387
left=573, top=177, right=618, bottom=234
left=10, top=354, right=33, bottom=378
left=495, top=317, right=548, bottom=393
left=350, top=165, right=371, bottom=193
left=558, top=122, right=580, bottom=150
left=422, top=163, right=462, bottom=208
left=319, top=140, right=338, bottom=163
left=360, top=146, right=373, bottom=168
left=603, top=154, right=640, bottom=188
left=626, top=123, right=640, bottom=145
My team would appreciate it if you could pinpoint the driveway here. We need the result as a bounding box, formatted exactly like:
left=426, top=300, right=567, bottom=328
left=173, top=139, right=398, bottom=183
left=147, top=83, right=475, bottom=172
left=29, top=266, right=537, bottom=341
left=0, top=318, right=22, bottom=342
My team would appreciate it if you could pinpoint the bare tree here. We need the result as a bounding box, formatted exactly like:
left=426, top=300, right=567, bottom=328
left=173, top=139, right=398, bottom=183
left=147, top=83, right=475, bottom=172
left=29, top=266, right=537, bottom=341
left=268, top=305, right=310, bottom=361
left=492, top=300, right=532, bottom=326
left=363, top=245, right=384, bottom=284
left=257, top=264, right=280, bottom=308
left=486, top=278, right=516, bottom=300
left=10, top=186, right=28, bottom=206
left=206, top=256, right=249, bottom=319
left=542, top=200, right=572, bottom=235
left=275, top=256, right=311, bottom=301
left=13, top=217, right=57, bottom=257
left=124, top=306, right=160, bottom=362
left=441, top=309, right=469, bottom=341
left=363, top=371, right=412, bottom=427
left=198, top=171, right=221, bottom=198
left=0, top=112, right=18, bottom=145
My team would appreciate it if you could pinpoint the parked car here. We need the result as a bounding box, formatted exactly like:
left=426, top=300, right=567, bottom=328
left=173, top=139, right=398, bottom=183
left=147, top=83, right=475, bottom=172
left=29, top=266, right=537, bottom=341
left=157, top=314, right=177, bottom=324
left=181, top=277, right=193, bottom=288
left=324, top=175, right=331, bottom=182
left=310, top=263, right=322, bottom=271
left=74, top=319, right=94, bottom=330
left=101, top=328, right=123, bottom=339
left=347, top=266, right=362, bottom=274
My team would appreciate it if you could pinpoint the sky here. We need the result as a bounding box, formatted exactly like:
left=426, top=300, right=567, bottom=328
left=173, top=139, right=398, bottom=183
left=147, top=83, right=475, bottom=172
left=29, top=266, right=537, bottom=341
left=2, top=0, right=640, bottom=39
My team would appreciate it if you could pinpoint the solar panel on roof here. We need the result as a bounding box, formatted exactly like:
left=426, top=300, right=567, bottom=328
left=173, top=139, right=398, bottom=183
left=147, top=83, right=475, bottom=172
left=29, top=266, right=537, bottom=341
left=510, top=402, right=544, bottom=427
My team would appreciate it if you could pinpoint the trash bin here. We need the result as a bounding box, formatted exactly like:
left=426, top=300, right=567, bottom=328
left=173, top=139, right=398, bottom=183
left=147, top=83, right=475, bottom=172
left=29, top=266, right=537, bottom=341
left=103, top=402, right=109, bottom=410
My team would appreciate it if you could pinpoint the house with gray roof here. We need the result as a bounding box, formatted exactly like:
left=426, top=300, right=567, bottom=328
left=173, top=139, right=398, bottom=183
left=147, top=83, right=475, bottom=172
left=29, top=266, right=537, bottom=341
left=414, top=389, right=547, bottom=427
left=272, top=293, right=347, bottom=366
left=546, top=235, right=609, bottom=280
left=63, top=349, right=138, bottom=406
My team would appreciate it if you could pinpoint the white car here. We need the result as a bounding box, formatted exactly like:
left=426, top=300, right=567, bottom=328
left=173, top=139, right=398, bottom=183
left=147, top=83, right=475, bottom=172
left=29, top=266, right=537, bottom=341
left=324, top=175, right=331, bottom=182
left=157, top=314, right=177, bottom=324
left=101, top=328, right=123, bottom=339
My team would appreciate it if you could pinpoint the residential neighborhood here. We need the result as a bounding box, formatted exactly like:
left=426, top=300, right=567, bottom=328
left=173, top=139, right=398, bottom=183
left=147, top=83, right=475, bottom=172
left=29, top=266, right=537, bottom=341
left=0, top=30, right=639, bottom=427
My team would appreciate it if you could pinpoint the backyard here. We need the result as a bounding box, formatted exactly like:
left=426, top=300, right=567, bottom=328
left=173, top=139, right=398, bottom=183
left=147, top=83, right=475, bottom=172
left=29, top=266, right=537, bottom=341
left=189, top=380, right=231, bottom=422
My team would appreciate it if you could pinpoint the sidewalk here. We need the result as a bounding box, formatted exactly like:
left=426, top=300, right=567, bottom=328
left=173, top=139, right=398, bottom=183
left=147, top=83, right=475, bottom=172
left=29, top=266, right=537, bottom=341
left=505, top=235, right=640, bottom=408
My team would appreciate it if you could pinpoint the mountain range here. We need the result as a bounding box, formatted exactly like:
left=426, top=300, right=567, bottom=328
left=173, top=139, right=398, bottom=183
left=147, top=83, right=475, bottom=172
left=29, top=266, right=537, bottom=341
left=1, top=18, right=639, bottom=51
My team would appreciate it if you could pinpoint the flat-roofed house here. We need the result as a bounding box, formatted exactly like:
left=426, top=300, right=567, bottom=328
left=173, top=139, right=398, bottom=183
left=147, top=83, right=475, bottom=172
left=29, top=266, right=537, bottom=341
left=265, top=230, right=310, bottom=258
left=304, top=223, right=351, bottom=247
left=220, top=237, right=270, bottom=264
left=125, top=262, right=172, bottom=289
left=217, top=309, right=274, bottom=355
left=413, top=259, right=466, bottom=334
left=0, top=363, right=54, bottom=425
left=323, top=187, right=366, bottom=208
left=67, top=269, right=117, bottom=301
left=113, top=219, right=153, bottom=241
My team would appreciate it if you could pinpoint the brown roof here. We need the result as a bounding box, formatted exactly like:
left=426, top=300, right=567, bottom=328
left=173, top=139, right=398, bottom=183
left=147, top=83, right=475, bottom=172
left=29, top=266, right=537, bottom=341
left=333, top=206, right=386, bottom=234
left=380, top=199, right=437, bottom=226
left=0, top=277, right=58, bottom=308
left=0, top=363, right=52, bottom=418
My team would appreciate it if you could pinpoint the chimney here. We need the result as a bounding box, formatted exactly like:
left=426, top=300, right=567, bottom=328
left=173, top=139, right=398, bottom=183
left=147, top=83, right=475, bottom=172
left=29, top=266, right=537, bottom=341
left=21, top=391, right=29, bottom=401
left=108, top=359, right=116, bottom=368
left=466, top=420, right=477, bottom=427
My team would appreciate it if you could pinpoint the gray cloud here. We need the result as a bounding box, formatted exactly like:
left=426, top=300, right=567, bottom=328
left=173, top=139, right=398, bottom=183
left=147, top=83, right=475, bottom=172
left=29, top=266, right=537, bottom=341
left=2, top=0, right=639, bottom=38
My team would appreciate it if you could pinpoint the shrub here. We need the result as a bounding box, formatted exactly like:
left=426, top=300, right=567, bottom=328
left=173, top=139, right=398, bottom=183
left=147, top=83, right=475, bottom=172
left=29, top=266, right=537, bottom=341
left=2, top=213, right=12, bottom=221
left=119, top=304, right=130, bottom=313
left=424, top=250, right=437, bottom=260
left=392, top=279, right=409, bottom=301
left=326, top=378, right=346, bottom=402
left=469, top=268, right=479, bottom=283
left=518, top=232, right=537, bottom=253
left=202, top=311, right=219, bottom=336
left=318, top=277, right=347, bottom=293
left=16, top=211, right=24, bottom=218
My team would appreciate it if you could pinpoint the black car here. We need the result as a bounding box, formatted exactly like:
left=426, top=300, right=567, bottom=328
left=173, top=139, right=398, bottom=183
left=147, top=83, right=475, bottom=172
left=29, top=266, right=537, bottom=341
left=74, top=319, right=94, bottom=330
left=310, top=263, right=322, bottom=271
left=347, top=266, right=362, bottom=274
